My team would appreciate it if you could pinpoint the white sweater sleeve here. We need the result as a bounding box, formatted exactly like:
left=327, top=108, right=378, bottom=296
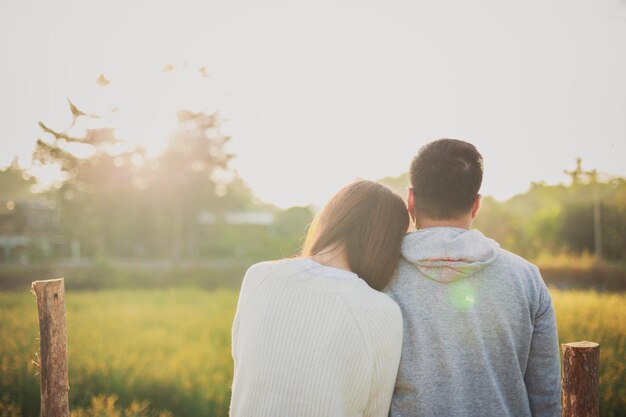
left=232, top=262, right=273, bottom=360
left=362, top=301, right=404, bottom=417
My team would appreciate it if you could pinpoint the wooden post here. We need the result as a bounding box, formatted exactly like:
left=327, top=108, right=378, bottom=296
left=561, top=341, right=600, bottom=417
left=31, top=278, right=70, bottom=417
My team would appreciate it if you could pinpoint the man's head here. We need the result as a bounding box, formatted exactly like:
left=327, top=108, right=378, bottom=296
left=408, top=138, right=483, bottom=226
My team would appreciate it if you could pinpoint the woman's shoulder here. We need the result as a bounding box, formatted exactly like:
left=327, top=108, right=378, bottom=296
left=238, top=260, right=281, bottom=297
left=240, top=258, right=307, bottom=291
left=244, top=260, right=278, bottom=277
left=244, top=258, right=306, bottom=279
left=343, top=285, right=402, bottom=327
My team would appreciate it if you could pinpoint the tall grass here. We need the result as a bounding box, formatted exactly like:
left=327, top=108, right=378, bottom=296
left=552, top=290, right=626, bottom=416
left=0, top=288, right=624, bottom=416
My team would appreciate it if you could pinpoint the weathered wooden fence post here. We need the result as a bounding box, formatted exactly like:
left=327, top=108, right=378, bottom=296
left=31, top=278, right=70, bottom=417
left=561, top=341, right=600, bottom=417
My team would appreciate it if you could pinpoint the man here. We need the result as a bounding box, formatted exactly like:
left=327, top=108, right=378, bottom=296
left=384, top=139, right=561, bottom=417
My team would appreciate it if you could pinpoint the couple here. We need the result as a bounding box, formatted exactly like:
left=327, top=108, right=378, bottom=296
left=230, top=139, right=562, bottom=417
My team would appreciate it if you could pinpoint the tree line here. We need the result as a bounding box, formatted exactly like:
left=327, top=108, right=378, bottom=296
left=0, top=103, right=313, bottom=263
left=1, top=99, right=624, bottom=264
left=380, top=162, right=626, bottom=263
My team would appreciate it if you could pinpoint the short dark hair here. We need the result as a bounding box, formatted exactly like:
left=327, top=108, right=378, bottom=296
left=302, top=180, right=409, bottom=291
left=409, top=138, right=483, bottom=219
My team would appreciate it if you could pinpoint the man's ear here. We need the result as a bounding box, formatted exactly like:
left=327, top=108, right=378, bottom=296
left=407, top=188, right=416, bottom=224
left=471, top=194, right=482, bottom=219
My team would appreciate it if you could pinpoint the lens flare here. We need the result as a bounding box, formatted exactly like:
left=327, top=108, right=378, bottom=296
left=448, top=281, right=476, bottom=310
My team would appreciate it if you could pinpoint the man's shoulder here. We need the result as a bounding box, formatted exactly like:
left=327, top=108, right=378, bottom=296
left=383, top=258, right=420, bottom=305
left=492, top=249, right=549, bottom=292
left=384, top=249, right=544, bottom=292
left=385, top=258, right=414, bottom=288
left=495, top=248, right=540, bottom=273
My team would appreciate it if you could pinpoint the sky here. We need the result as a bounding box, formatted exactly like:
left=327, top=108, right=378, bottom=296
left=1, top=0, right=625, bottom=208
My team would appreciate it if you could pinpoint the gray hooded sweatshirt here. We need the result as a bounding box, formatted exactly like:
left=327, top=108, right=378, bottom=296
left=384, top=227, right=561, bottom=417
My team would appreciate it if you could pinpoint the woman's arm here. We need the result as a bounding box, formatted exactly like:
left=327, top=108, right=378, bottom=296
left=231, top=261, right=274, bottom=360
left=363, top=301, right=403, bottom=417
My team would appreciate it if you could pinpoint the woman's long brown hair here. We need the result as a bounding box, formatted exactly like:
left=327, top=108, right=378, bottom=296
left=302, top=180, right=409, bottom=291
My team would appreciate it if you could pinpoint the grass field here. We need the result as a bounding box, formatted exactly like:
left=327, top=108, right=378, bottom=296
left=1, top=288, right=625, bottom=417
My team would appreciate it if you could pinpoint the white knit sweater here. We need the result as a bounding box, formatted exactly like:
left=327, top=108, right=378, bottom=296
left=230, top=258, right=403, bottom=417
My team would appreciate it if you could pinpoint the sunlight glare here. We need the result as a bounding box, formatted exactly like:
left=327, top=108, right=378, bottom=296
left=448, top=281, right=477, bottom=311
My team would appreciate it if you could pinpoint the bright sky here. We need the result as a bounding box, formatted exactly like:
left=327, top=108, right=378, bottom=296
left=1, top=0, right=625, bottom=208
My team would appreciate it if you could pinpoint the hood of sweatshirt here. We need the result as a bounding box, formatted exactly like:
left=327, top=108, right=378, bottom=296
left=401, top=227, right=500, bottom=283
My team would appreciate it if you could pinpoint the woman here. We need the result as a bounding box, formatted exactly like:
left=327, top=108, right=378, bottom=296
left=230, top=180, right=410, bottom=417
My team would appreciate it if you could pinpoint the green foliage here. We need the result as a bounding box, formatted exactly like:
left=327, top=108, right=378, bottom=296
left=199, top=206, right=314, bottom=261
left=476, top=168, right=626, bottom=261
left=0, top=262, right=250, bottom=292
left=0, top=162, right=35, bottom=201
left=70, top=395, right=172, bottom=417
left=29, top=103, right=297, bottom=261
left=146, top=110, right=234, bottom=259
left=0, top=394, right=22, bottom=417
left=33, top=109, right=148, bottom=259
left=558, top=204, right=595, bottom=253
left=11, top=97, right=626, bottom=266
left=379, top=165, right=626, bottom=262
left=2, top=261, right=625, bottom=293
left=273, top=206, right=313, bottom=251
left=377, top=173, right=409, bottom=200
left=0, top=163, right=48, bottom=260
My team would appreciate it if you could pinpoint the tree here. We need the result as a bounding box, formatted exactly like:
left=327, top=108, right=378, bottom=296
left=0, top=159, right=36, bottom=201
left=0, top=160, right=34, bottom=238
left=31, top=96, right=262, bottom=260
left=145, top=110, right=236, bottom=259
left=33, top=101, right=143, bottom=258
left=375, top=162, right=626, bottom=262
left=273, top=206, right=314, bottom=254
left=378, top=173, right=409, bottom=200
